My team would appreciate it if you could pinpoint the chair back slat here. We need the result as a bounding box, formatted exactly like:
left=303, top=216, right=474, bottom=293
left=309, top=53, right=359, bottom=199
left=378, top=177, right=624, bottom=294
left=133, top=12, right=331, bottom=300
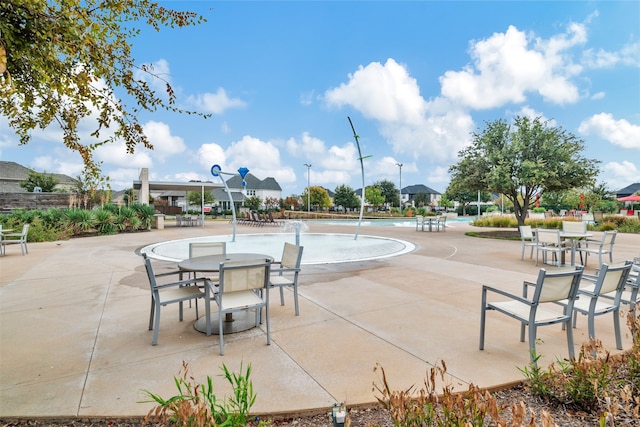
left=519, top=225, right=533, bottom=240
left=602, top=230, right=617, bottom=247
left=142, top=254, right=159, bottom=290
left=281, top=242, right=303, bottom=269
left=220, top=259, right=270, bottom=293
left=562, top=221, right=586, bottom=233
left=189, top=242, right=226, bottom=258
left=536, top=229, right=560, bottom=245
left=534, top=267, right=583, bottom=303
left=594, top=262, right=633, bottom=296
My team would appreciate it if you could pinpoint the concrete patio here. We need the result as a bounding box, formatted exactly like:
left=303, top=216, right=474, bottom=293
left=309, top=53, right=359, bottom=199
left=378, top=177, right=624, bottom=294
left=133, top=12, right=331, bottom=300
left=1, top=220, right=638, bottom=419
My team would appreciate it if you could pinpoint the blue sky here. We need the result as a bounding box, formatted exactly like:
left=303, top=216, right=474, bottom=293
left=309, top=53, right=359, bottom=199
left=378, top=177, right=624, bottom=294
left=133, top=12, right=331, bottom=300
left=1, top=1, right=639, bottom=197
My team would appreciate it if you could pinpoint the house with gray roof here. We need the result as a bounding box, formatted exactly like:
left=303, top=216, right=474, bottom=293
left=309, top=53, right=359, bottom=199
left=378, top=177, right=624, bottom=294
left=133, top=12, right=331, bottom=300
left=0, top=161, right=79, bottom=192
left=617, top=183, right=640, bottom=198
left=401, top=184, right=442, bottom=207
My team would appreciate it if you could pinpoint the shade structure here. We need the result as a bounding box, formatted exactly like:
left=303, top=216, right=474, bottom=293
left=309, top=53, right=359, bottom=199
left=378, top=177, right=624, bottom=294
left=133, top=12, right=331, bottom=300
left=617, top=195, right=640, bottom=202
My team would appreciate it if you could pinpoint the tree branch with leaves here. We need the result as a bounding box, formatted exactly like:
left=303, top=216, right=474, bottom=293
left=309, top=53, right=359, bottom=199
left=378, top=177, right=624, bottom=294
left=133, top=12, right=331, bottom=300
left=0, top=0, right=210, bottom=179
left=448, top=116, right=599, bottom=227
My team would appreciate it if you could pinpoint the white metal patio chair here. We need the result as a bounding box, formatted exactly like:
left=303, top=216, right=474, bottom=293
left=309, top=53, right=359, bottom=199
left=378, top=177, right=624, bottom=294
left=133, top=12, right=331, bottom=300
left=269, top=242, right=304, bottom=315
left=560, top=261, right=633, bottom=351
left=2, top=223, right=30, bottom=255
left=142, top=253, right=210, bottom=346
left=479, top=266, right=584, bottom=363
left=535, top=229, right=569, bottom=267
left=519, top=225, right=537, bottom=260
left=576, top=230, right=617, bottom=268
left=205, top=258, right=272, bottom=355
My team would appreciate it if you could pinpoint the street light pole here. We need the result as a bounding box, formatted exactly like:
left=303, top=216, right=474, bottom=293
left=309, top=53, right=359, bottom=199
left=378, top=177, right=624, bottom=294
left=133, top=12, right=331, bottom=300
left=395, top=162, right=403, bottom=211
left=304, top=163, right=311, bottom=215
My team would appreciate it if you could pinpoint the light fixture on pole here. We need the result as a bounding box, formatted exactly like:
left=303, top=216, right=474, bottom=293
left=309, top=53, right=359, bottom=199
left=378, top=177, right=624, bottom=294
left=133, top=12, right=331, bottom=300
left=395, top=162, right=403, bottom=210
left=304, top=163, right=312, bottom=215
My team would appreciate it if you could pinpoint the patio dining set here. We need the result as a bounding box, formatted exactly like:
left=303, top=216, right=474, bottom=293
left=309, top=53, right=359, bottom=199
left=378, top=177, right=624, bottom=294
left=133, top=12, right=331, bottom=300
left=142, top=240, right=304, bottom=355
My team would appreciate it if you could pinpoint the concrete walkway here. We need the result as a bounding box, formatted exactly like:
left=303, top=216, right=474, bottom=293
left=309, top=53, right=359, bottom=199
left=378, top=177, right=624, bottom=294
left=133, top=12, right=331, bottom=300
left=1, top=220, right=638, bottom=419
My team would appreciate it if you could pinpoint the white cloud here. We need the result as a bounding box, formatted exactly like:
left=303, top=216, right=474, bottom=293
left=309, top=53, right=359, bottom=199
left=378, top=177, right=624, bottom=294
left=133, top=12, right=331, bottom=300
left=142, top=121, right=188, bottom=160
left=187, top=88, right=246, bottom=114
left=197, top=136, right=296, bottom=185
left=582, top=41, right=640, bottom=68
left=590, top=91, right=605, bottom=100
left=440, top=22, right=586, bottom=108
left=579, top=113, right=640, bottom=150
left=601, top=161, right=640, bottom=191
left=324, top=59, right=474, bottom=165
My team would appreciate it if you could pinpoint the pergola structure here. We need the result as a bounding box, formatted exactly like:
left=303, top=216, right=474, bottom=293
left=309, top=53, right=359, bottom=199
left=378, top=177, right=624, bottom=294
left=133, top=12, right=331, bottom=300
left=132, top=168, right=223, bottom=227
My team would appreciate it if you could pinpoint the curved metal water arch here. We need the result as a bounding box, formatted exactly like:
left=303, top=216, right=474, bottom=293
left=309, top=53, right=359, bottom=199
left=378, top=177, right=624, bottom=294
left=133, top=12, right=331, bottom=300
left=348, top=116, right=371, bottom=240
left=211, top=164, right=249, bottom=242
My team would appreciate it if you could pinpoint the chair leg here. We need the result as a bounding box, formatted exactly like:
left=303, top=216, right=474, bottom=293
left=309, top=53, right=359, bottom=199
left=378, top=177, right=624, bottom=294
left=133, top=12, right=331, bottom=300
left=152, top=302, right=161, bottom=346
left=293, top=285, right=299, bottom=316
left=219, top=310, right=225, bottom=355
left=613, top=309, right=622, bottom=350
left=479, top=290, right=487, bottom=350
left=279, top=286, right=285, bottom=306
left=149, top=297, right=155, bottom=331
left=565, top=319, right=576, bottom=360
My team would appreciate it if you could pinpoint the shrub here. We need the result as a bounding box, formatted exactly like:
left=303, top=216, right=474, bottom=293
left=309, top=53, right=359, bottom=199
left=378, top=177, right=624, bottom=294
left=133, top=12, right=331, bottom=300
left=64, top=207, right=95, bottom=234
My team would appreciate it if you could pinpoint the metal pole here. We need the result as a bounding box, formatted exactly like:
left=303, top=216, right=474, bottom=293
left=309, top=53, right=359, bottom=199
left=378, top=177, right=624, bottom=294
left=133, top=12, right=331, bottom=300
left=395, top=162, right=403, bottom=211
left=304, top=163, right=311, bottom=215
left=348, top=117, right=371, bottom=240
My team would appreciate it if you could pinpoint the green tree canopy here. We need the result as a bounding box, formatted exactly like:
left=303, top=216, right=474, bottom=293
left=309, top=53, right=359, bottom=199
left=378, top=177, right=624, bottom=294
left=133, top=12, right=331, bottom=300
left=0, top=0, right=208, bottom=178
left=372, top=179, right=398, bottom=206
left=333, top=184, right=359, bottom=210
left=20, top=170, right=59, bottom=192
left=412, top=191, right=430, bottom=208
left=187, top=190, right=214, bottom=207
left=365, top=186, right=385, bottom=208
left=243, top=195, right=262, bottom=211
left=302, top=186, right=331, bottom=210
left=448, top=116, right=599, bottom=226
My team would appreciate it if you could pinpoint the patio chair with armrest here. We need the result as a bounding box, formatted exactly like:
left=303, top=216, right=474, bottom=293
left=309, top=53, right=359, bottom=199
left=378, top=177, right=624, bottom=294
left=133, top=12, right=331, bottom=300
left=576, top=230, right=617, bottom=268
left=558, top=261, right=633, bottom=351
left=519, top=225, right=537, bottom=260
left=142, top=253, right=210, bottom=346
left=535, top=229, right=570, bottom=267
left=2, top=223, right=30, bottom=255
left=479, top=266, right=584, bottom=363
left=205, top=258, right=272, bottom=355
left=269, top=242, right=304, bottom=315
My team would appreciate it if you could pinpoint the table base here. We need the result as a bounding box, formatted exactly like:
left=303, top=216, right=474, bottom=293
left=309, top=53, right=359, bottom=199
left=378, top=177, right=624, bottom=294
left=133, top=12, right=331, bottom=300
left=194, top=310, right=259, bottom=335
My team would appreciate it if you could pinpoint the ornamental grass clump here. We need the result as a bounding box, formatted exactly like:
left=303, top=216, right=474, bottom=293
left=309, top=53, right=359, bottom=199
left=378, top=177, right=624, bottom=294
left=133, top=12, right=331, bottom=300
left=141, top=361, right=260, bottom=427
left=373, top=360, right=554, bottom=426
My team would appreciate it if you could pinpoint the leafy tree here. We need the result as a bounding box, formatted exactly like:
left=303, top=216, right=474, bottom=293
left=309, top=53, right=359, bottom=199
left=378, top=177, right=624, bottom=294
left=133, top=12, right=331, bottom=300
left=444, top=181, right=492, bottom=216
left=0, top=0, right=208, bottom=178
left=243, top=195, right=262, bottom=211
left=263, top=196, right=280, bottom=211
left=373, top=180, right=398, bottom=206
left=333, top=184, right=360, bottom=210
left=20, top=171, right=59, bottom=192
left=302, top=186, right=331, bottom=210
left=448, top=116, right=599, bottom=227
left=283, top=196, right=300, bottom=211
left=187, top=191, right=214, bottom=207
left=365, top=186, right=385, bottom=209
left=73, top=170, right=111, bottom=208
left=412, top=191, right=430, bottom=208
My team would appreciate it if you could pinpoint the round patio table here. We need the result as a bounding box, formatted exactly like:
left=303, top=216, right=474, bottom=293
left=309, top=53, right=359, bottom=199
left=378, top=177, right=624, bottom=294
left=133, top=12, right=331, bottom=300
left=178, top=253, right=273, bottom=335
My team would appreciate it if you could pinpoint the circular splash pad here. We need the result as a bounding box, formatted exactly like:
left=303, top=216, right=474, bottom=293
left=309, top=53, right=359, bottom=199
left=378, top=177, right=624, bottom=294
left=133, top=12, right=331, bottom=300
left=140, top=233, right=415, bottom=265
